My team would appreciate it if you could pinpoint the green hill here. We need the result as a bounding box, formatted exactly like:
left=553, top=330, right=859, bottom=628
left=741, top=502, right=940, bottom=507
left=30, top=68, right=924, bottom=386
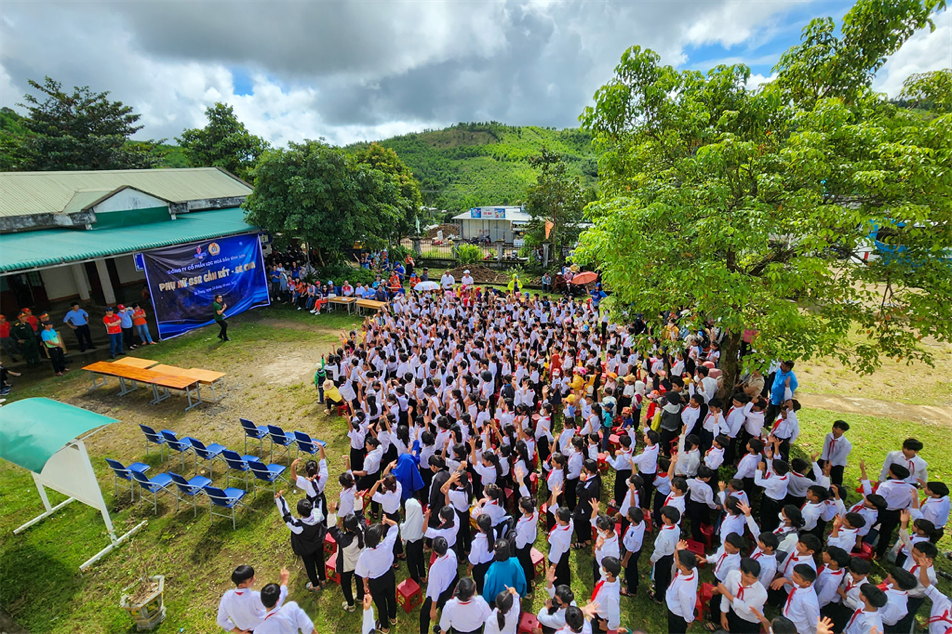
left=347, top=121, right=599, bottom=215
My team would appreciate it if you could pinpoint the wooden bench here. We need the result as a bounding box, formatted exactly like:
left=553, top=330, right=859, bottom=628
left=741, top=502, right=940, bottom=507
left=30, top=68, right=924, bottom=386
left=356, top=299, right=388, bottom=315
left=84, top=362, right=202, bottom=411
left=150, top=365, right=227, bottom=404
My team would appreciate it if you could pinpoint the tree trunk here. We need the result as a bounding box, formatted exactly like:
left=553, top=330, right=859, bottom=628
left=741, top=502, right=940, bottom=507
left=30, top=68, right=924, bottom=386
left=717, top=330, right=743, bottom=401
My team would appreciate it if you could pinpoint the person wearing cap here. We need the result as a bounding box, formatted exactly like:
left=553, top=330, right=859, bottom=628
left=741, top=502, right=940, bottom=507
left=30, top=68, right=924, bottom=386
left=461, top=270, right=474, bottom=286
left=12, top=313, right=40, bottom=366
left=63, top=301, right=95, bottom=352
left=40, top=322, right=68, bottom=376
left=0, top=314, right=21, bottom=362
left=116, top=304, right=138, bottom=350
left=103, top=307, right=124, bottom=358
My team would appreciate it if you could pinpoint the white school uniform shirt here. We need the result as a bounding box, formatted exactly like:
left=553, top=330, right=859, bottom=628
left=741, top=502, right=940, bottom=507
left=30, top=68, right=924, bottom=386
left=827, top=526, right=859, bottom=553
left=681, top=406, right=701, bottom=433
left=820, top=432, right=852, bottom=467
left=686, top=478, right=717, bottom=509
left=903, top=556, right=938, bottom=599
left=665, top=570, right=699, bottom=623
left=547, top=512, right=574, bottom=564
left=816, top=566, right=846, bottom=607
left=254, top=601, right=314, bottom=634
left=362, top=447, right=384, bottom=475
left=650, top=523, right=680, bottom=564
left=749, top=549, right=778, bottom=588
left=354, top=524, right=399, bottom=579
left=786, top=471, right=812, bottom=500
left=707, top=547, right=741, bottom=583
left=755, top=466, right=789, bottom=501
left=630, top=443, right=659, bottom=475
left=439, top=596, right=493, bottom=634
left=801, top=501, right=824, bottom=531
left=371, top=483, right=403, bottom=514
left=735, top=453, right=760, bottom=479
left=515, top=511, right=539, bottom=549
left=881, top=451, right=928, bottom=485
left=623, top=522, right=645, bottom=554
left=880, top=586, right=909, bottom=626
left=781, top=553, right=817, bottom=586
left=217, top=585, right=288, bottom=632
left=538, top=586, right=578, bottom=631
left=721, top=570, right=767, bottom=626
left=844, top=608, right=884, bottom=634
left=924, top=584, right=952, bottom=634
left=674, top=438, right=699, bottom=478
left=592, top=527, right=620, bottom=567
left=426, top=550, right=458, bottom=601
left=660, top=492, right=686, bottom=520
left=592, top=577, right=621, bottom=630
left=876, top=478, right=917, bottom=511
left=782, top=585, right=820, bottom=634
left=484, top=604, right=521, bottom=634
left=742, top=404, right=765, bottom=437
left=704, top=446, right=725, bottom=470
left=719, top=513, right=746, bottom=542
left=840, top=574, right=868, bottom=610
left=702, top=412, right=728, bottom=436
left=917, top=496, right=951, bottom=529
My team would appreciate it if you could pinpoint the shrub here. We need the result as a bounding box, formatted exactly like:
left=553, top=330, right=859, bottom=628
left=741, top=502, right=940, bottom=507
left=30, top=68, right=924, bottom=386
left=315, top=264, right=375, bottom=285
left=455, top=243, right=483, bottom=265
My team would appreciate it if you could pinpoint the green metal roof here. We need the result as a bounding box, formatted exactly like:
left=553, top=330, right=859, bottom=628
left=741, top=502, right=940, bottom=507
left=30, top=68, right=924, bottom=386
left=0, top=207, right=259, bottom=273
left=0, top=398, right=117, bottom=473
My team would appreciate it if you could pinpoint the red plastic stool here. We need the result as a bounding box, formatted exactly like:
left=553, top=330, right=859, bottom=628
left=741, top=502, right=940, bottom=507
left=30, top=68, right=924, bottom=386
left=685, top=539, right=706, bottom=564
left=853, top=542, right=874, bottom=560
left=396, top=578, right=424, bottom=613
left=643, top=510, right=653, bottom=534
left=518, top=612, right=540, bottom=634
left=700, top=523, right=715, bottom=549
left=531, top=547, right=545, bottom=578
left=597, top=452, right=609, bottom=473
left=697, top=582, right=716, bottom=621
left=325, top=556, right=340, bottom=585
left=529, top=473, right=539, bottom=494
left=324, top=532, right=336, bottom=558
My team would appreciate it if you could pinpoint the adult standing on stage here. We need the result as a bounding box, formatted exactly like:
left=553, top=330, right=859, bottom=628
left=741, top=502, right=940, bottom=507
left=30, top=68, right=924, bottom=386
left=213, top=295, right=230, bottom=342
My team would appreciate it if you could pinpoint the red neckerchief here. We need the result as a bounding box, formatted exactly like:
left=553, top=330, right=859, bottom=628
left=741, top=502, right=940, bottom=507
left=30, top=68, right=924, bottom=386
left=784, top=588, right=797, bottom=615
left=845, top=608, right=863, bottom=630
left=591, top=580, right=605, bottom=602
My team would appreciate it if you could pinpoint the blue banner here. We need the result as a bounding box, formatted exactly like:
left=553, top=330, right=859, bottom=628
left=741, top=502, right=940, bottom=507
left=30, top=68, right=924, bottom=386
left=141, top=233, right=270, bottom=340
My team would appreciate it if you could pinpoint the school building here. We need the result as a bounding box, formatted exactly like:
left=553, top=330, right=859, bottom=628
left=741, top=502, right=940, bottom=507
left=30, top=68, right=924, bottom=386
left=0, top=168, right=258, bottom=314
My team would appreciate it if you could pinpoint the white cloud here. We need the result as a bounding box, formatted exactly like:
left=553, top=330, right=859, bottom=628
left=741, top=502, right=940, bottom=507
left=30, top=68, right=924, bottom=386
left=873, top=9, right=952, bottom=97
left=746, top=72, right=779, bottom=91
left=683, top=0, right=814, bottom=48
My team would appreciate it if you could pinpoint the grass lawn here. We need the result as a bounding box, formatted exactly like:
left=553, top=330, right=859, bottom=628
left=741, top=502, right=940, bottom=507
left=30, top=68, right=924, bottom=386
left=1, top=304, right=951, bottom=633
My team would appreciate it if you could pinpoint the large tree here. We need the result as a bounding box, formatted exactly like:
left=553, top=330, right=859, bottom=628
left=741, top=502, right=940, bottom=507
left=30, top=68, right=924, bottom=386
left=177, top=103, right=269, bottom=181
left=524, top=147, right=589, bottom=262
left=3, top=77, right=163, bottom=171
left=243, top=140, right=404, bottom=264
left=577, top=0, right=950, bottom=397
left=353, top=142, right=422, bottom=239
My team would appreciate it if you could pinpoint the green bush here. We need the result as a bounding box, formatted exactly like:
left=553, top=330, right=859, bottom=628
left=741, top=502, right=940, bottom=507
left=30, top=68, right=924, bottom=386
left=315, top=264, right=375, bottom=285
left=455, top=243, right=483, bottom=265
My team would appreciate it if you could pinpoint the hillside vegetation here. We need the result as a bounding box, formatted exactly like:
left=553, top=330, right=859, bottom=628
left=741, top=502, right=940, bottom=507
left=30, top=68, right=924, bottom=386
left=348, top=121, right=599, bottom=214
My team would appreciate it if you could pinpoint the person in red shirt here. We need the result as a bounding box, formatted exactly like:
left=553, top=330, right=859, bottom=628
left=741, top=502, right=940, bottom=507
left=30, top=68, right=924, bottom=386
left=0, top=314, right=21, bottom=362
left=131, top=303, right=157, bottom=345
left=103, top=307, right=124, bottom=358
left=21, top=308, right=39, bottom=332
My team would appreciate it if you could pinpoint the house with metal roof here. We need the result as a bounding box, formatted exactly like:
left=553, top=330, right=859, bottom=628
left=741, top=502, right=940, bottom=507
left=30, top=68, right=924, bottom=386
left=0, top=167, right=258, bottom=312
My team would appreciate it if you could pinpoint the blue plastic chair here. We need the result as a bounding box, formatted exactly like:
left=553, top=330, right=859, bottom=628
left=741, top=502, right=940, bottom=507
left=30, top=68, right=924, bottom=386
left=221, top=449, right=259, bottom=489
left=139, top=424, right=168, bottom=463
left=266, top=425, right=296, bottom=464
left=130, top=470, right=176, bottom=515
left=247, top=460, right=290, bottom=497
left=239, top=418, right=270, bottom=457
left=104, top=458, right=150, bottom=501
left=167, top=472, right=212, bottom=517
left=189, top=438, right=227, bottom=477
left=292, top=431, right=326, bottom=458
left=160, top=430, right=195, bottom=471
left=204, top=485, right=248, bottom=529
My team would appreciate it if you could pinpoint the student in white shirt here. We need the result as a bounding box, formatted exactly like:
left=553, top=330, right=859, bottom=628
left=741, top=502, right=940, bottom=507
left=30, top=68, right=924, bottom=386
left=755, top=456, right=791, bottom=533
left=879, top=566, right=918, bottom=630
left=917, top=481, right=950, bottom=542
left=537, top=567, right=578, bottom=633
left=917, top=559, right=952, bottom=634
left=547, top=485, right=575, bottom=589
left=439, top=577, right=492, bottom=634
left=513, top=467, right=539, bottom=590
left=355, top=516, right=400, bottom=634
left=777, top=564, right=820, bottom=634
left=818, top=420, right=852, bottom=487
left=421, top=537, right=459, bottom=634
left=217, top=565, right=289, bottom=633
left=880, top=438, right=928, bottom=485
left=326, top=502, right=366, bottom=612
left=842, top=584, right=887, bottom=634
left=647, top=506, right=681, bottom=605
left=485, top=587, right=521, bottom=634
left=275, top=492, right=326, bottom=591
left=255, top=582, right=316, bottom=634
left=665, top=546, right=700, bottom=634
left=816, top=547, right=850, bottom=609
left=717, top=558, right=768, bottom=634
left=621, top=507, right=646, bottom=597
left=591, top=556, right=622, bottom=632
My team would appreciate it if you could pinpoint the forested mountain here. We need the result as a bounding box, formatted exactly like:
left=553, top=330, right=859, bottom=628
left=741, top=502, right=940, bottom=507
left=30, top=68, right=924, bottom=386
left=347, top=122, right=599, bottom=214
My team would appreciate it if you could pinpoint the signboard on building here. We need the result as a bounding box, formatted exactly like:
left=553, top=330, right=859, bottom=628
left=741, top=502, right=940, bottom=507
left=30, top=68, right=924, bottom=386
left=470, top=207, right=507, bottom=219
left=140, top=233, right=270, bottom=340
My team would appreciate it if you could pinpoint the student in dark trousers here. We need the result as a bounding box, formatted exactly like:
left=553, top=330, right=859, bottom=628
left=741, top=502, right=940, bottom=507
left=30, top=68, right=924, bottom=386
left=420, top=537, right=458, bottom=634
left=621, top=507, right=645, bottom=597
left=275, top=491, right=325, bottom=591
left=213, top=294, right=229, bottom=341
left=326, top=501, right=366, bottom=612
left=647, top=506, right=681, bottom=605
left=355, top=516, right=401, bottom=634
left=400, top=497, right=426, bottom=585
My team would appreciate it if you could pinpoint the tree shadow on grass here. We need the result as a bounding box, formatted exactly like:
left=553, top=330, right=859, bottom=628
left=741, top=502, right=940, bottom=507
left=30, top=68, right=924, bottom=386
left=0, top=544, right=82, bottom=632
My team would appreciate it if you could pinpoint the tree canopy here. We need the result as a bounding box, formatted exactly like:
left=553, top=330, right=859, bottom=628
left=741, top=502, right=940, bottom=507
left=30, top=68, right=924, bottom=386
left=243, top=140, right=406, bottom=264
left=2, top=77, right=164, bottom=171
left=577, top=0, right=951, bottom=396
left=177, top=102, right=269, bottom=181
left=353, top=142, right=423, bottom=237
left=523, top=147, right=590, bottom=260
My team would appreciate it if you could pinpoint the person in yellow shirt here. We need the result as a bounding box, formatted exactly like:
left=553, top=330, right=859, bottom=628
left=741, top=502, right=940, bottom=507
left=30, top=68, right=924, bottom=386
left=323, top=379, right=345, bottom=414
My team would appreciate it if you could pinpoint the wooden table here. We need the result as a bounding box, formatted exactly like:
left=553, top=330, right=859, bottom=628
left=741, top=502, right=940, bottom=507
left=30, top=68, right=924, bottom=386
left=151, top=365, right=227, bottom=404
left=356, top=299, right=388, bottom=315
left=327, top=297, right=357, bottom=314
left=84, top=361, right=202, bottom=411
left=111, top=357, right=158, bottom=369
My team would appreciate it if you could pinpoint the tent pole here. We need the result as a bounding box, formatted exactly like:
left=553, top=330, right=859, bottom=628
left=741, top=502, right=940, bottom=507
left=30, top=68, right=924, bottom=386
left=80, top=521, right=147, bottom=571
left=13, top=497, right=75, bottom=534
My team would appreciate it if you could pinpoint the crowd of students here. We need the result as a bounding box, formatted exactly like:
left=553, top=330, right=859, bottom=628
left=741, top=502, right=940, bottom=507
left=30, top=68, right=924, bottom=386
left=216, top=288, right=950, bottom=634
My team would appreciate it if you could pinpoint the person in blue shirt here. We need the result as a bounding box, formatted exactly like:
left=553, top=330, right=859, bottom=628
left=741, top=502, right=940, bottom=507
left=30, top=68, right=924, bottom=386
left=40, top=322, right=68, bottom=376
left=766, top=360, right=798, bottom=426
left=590, top=284, right=608, bottom=311
left=117, top=305, right=138, bottom=350
left=482, top=539, right=527, bottom=603
left=63, top=301, right=95, bottom=352
left=394, top=263, right=405, bottom=280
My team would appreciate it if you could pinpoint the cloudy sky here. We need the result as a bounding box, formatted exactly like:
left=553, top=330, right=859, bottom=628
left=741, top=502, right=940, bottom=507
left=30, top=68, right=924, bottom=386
left=1, top=1, right=949, bottom=147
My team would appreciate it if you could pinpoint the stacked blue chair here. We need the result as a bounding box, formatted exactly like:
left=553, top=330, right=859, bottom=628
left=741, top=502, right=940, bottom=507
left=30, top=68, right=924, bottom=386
left=105, top=458, right=151, bottom=502
left=221, top=449, right=259, bottom=489
left=247, top=460, right=290, bottom=497
left=160, top=430, right=195, bottom=471
left=239, top=419, right=270, bottom=457
left=266, top=425, right=296, bottom=464
left=190, top=438, right=227, bottom=477
left=292, top=431, right=326, bottom=458
left=204, top=486, right=248, bottom=529
left=168, top=472, right=212, bottom=517
left=139, top=424, right=168, bottom=463
left=130, top=470, right=176, bottom=515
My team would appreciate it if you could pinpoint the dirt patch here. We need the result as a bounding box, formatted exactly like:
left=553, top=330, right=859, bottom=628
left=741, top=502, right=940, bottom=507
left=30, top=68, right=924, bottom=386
left=799, top=392, right=952, bottom=427
left=261, top=353, right=316, bottom=386
left=445, top=265, right=543, bottom=286
left=258, top=317, right=324, bottom=332
left=425, top=223, right=461, bottom=239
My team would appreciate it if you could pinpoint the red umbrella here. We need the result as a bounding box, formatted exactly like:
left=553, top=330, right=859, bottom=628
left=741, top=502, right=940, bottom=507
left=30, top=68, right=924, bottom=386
left=572, top=271, right=597, bottom=285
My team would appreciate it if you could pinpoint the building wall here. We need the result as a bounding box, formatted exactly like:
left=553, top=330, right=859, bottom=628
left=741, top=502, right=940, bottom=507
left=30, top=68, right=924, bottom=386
left=459, top=219, right=513, bottom=243
left=92, top=189, right=169, bottom=214
left=39, top=266, right=79, bottom=300
left=114, top=255, right=146, bottom=285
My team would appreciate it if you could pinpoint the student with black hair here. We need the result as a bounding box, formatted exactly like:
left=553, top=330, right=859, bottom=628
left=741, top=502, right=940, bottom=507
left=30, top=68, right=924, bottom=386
left=420, top=536, right=458, bottom=634
left=880, top=437, right=928, bottom=485
left=647, top=506, right=681, bottom=605
left=275, top=490, right=326, bottom=591
left=546, top=484, right=574, bottom=589
left=326, top=500, right=366, bottom=613
left=666, top=543, right=699, bottom=634
left=777, top=564, right=820, bottom=634
left=816, top=546, right=850, bottom=610
left=537, top=569, right=577, bottom=634
left=843, top=583, right=887, bottom=634
left=880, top=566, right=918, bottom=632
left=438, top=577, right=492, bottom=634
left=591, top=556, right=621, bottom=633
left=755, top=452, right=790, bottom=533
left=918, top=480, right=950, bottom=543
left=802, top=485, right=829, bottom=538
left=355, top=515, right=400, bottom=634
left=216, top=565, right=289, bottom=633
left=769, top=533, right=820, bottom=607
left=607, top=434, right=635, bottom=506
left=255, top=581, right=316, bottom=634
left=620, top=507, right=645, bottom=598
left=894, top=536, right=938, bottom=634
left=735, top=437, right=765, bottom=511
left=353, top=436, right=384, bottom=517
left=513, top=466, right=539, bottom=590
left=685, top=465, right=717, bottom=543
left=830, top=556, right=872, bottom=630
left=631, top=429, right=661, bottom=508
left=572, top=458, right=600, bottom=549
left=717, top=557, right=767, bottom=634
left=861, top=459, right=916, bottom=559
left=818, top=420, right=852, bottom=488
left=469, top=513, right=496, bottom=594
left=485, top=586, right=520, bottom=634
